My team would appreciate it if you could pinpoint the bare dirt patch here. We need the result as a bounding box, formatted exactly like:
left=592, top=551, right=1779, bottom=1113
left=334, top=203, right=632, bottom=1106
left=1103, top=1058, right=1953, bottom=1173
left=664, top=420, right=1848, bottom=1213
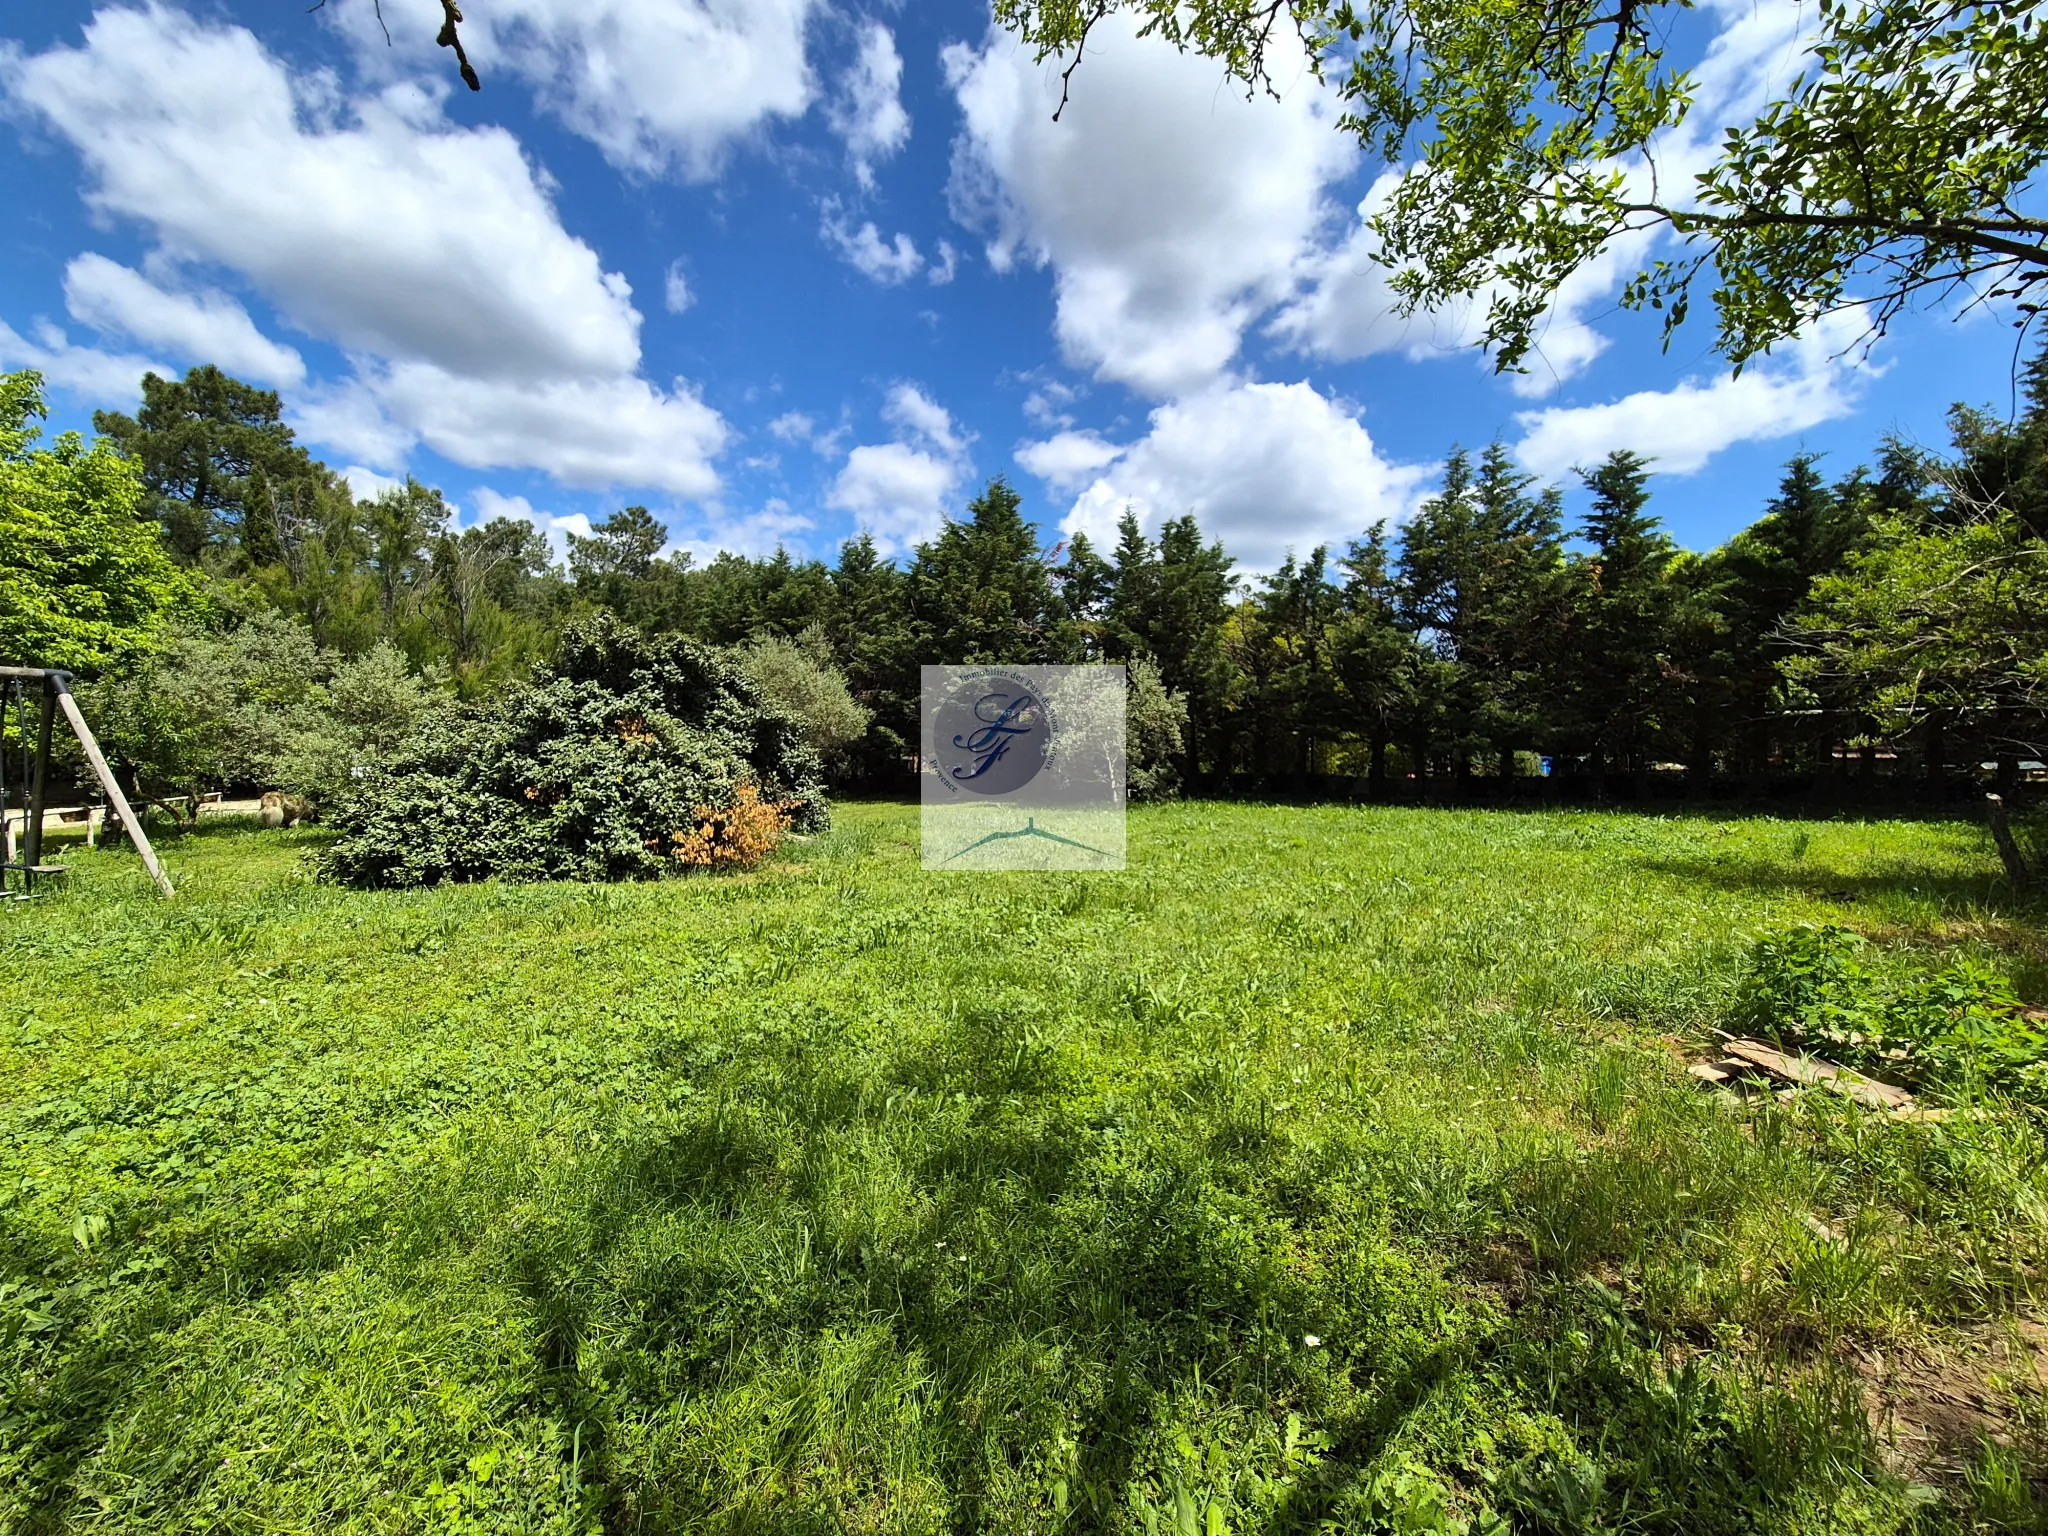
left=1851, top=1317, right=2048, bottom=1480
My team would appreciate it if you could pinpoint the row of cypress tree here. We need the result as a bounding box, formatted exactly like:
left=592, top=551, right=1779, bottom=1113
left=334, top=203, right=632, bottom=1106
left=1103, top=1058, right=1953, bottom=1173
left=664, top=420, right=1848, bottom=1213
left=87, top=361, right=2048, bottom=800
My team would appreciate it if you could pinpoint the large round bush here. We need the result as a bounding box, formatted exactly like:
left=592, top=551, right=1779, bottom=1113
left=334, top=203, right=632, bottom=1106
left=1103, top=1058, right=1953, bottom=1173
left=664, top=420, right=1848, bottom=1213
left=318, top=616, right=828, bottom=887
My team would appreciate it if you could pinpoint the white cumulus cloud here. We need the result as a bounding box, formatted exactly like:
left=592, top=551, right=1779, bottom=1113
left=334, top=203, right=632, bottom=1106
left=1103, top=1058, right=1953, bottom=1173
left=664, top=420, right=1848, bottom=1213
left=339, top=464, right=406, bottom=502
left=828, top=444, right=960, bottom=555
left=7, top=13, right=637, bottom=379
left=882, top=383, right=967, bottom=456
left=937, top=0, right=1835, bottom=410
left=2, top=6, right=728, bottom=496
left=945, top=17, right=1354, bottom=398
left=822, top=206, right=924, bottom=284
left=664, top=261, right=695, bottom=314
left=1512, top=319, right=1875, bottom=479
left=767, top=408, right=847, bottom=457
left=1014, top=429, right=1123, bottom=494
left=63, top=254, right=305, bottom=388
left=1053, top=381, right=1430, bottom=573
left=1269, top=170, right=1663, bottom=399
left=827, top=383, right=972, bottom=554
left=324, top=0, right=822, bottom=181
left=471, top=487, right=589, bottom=564
left=0, top=317, right=167, bottom=404
left=1274, top=0, right=1830, bottom=399
left=669, top=498, right=816, bottom=563
left=369, top=364, right=726, bottom=495
left=1021, top=376, right=1083, bottom=430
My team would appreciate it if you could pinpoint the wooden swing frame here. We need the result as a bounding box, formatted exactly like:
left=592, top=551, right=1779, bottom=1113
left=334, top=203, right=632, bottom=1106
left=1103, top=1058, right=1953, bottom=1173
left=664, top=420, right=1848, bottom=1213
left=0, top=666, right=174, bottom=898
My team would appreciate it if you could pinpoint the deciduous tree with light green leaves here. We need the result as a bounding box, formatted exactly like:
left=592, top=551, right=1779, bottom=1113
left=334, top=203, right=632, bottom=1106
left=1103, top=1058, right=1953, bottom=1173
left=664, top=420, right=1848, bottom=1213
left=1787, top=503, right=2048, bottom=779
left=0, top=369, right=195, bottom=673
left=996, top=0, right=2048, bottom=371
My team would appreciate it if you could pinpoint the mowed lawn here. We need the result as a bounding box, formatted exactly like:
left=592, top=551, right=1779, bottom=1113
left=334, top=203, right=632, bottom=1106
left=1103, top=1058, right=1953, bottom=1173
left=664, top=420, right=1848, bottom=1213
left=2, top=802, right=2044, bottom=1534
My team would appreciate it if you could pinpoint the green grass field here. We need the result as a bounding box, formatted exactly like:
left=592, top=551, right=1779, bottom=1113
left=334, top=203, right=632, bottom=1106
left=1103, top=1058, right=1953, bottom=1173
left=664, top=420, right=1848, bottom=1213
left=3, top=803, right=2045, bottom=1534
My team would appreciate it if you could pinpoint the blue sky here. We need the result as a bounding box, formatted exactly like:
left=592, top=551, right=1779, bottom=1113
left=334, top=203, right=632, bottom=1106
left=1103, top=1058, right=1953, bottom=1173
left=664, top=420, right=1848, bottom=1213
left=1, top=0, right=2032, bottom=574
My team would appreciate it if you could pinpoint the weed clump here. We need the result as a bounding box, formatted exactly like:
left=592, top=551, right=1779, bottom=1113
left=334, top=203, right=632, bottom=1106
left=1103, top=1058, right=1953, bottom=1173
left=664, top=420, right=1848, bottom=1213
left=318, top=615, right=826, bottom=887
left=1733, top=923, right=2045, bottom=1100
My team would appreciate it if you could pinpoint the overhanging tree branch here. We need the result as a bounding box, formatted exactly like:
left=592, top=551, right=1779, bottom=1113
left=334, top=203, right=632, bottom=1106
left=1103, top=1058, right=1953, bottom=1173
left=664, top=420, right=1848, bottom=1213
left=995, top=0, right=2048, bottom=372
left=1620, top=203, right=2048, bottom=270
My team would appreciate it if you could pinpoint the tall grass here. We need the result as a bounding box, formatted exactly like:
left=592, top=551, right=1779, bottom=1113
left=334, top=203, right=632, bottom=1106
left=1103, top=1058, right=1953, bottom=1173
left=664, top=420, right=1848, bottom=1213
left=0, top=804, right=2042, bottom=1532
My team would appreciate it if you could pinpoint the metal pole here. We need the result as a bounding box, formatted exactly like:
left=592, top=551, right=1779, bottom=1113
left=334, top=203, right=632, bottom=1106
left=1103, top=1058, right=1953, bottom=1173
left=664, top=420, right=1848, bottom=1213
left=23, top=676, right=54, bottom=874
left=0, top=681, right=13, bottom=892
left=50, top=680, right=174, bottom=898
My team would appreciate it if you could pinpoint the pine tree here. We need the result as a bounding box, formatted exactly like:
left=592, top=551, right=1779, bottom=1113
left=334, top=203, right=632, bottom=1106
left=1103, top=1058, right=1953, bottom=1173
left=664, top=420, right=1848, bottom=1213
left=363, top=479, right=449, bottom=642
left=1571, top=450, right=1678, bottom=792
left=93, top=364, right=320, bottom=564
left=752, top=549, right=834, bottom=639
left=1398, top=447, right=1479, bottom=647
left=1249, top=547, right=1345, bottom=781
left=1332, top=521, right=1421, bottom=790
left=1468, top=441, right=1567, bottom=774
left=1103, top=510, right=1158, bottom=661
left=1147, top=516, right=1237, bottom=784
left=241, top=463, right=284, bottom=569
left=1945, top=341, right=2048, bottom=539
left=1055, top=530, right=1114, bottom=655
left=681, top=552, right=767, bottom=645
left=1339, top=523, right=1400, bottom=624
left=568, top=506, right=665, bottom=584
left=906, top=477, right=1067, bottom=664
left=1713, top=454, right=1869, bottom=778
left=827, top=532, right=917, bottom=778
left=1399, top=444, right=1566, bottom=786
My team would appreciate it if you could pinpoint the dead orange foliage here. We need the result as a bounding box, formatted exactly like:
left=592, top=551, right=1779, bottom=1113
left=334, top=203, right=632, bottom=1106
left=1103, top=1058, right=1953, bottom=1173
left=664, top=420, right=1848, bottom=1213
left=671, top=783, right=786, bottom=870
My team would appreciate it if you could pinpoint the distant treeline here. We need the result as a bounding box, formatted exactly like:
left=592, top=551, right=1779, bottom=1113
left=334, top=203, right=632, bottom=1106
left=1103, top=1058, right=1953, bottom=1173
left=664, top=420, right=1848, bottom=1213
left=67, top=359, right=2048, bottom=800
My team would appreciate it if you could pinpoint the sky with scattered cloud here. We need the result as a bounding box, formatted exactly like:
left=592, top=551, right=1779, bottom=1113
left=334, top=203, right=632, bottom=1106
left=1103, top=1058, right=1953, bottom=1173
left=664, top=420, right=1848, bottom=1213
left=0, top=0, right=2028, bottom=572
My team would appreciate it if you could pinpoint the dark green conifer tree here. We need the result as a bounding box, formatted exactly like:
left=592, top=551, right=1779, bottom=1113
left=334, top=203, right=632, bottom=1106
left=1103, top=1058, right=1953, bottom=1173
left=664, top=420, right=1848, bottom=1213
left=906, top=477, right=1068, bottom=664
left=1570, top=450, right=1679, bottom=793
left=94, top=364, right=319, bottom=564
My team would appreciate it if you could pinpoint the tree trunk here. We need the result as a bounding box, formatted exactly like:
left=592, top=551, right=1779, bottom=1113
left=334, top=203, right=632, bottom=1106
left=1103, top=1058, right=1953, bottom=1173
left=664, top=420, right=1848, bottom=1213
left=1987, top=794, right=2031, bottom=887
left=1688, top=703, right=1714, bottom=797
left=1996, top=704, right=2019, bottom=798
left=1924, top=713, right=1946, bottom=803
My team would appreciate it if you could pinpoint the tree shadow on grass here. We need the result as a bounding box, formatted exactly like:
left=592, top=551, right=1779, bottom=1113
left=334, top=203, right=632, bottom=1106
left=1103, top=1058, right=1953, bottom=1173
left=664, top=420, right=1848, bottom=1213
left=473, top=1006, right=1923, bottom=1536
left=0, top=959, right=1943, bottom=1533
left=1635, top=850, right=2041, bottom=924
